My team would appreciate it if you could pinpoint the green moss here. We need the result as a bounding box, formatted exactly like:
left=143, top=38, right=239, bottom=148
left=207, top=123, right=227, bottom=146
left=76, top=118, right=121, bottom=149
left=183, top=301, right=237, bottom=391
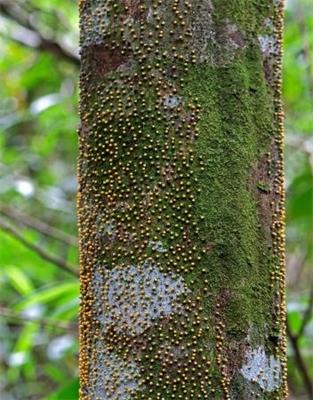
left=182, top=41, right=276, bottom=338
left=212, top=0, right=274, bottom=34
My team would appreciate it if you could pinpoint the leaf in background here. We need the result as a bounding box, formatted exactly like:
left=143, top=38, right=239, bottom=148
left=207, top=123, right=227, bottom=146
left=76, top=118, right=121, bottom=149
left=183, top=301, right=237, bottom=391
left=8, top=322, right=39, bottom=382
left=14, top=282, right=79, bottom=313
left=45, top=378, right=79, bottom=400
left=287, top=310, right=303, bottom=334
left=287, top=165, right=313, bottom=222
left=4, top=265, right=34, bottom=295
left=50, top=297, right=79, bottom=321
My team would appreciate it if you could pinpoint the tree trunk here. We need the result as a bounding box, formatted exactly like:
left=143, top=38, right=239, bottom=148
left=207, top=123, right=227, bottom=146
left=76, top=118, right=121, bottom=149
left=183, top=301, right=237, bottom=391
left=78, top=1, right=287, bottom=399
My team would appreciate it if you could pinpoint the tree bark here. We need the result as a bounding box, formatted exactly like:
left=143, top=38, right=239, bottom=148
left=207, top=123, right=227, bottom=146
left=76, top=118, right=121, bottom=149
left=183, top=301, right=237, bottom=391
left=78, top=1, right=287, bottom=399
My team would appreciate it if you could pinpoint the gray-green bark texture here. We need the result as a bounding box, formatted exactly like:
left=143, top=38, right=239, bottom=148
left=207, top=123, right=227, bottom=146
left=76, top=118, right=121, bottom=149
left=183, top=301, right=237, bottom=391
left=78, top=1, right=287, bottom=399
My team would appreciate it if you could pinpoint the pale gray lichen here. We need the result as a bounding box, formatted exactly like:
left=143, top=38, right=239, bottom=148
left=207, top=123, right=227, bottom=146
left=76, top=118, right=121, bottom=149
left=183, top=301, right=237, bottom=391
left=189, top=0, right=215, bottom=63
left=98, top=261, right=189, bottom=336
left=188, top=2, right=246, bottom=65
left=95, top=218, right=117, bottom=244
left=80, top=1, right=110, bottom=47
left=258, top=17, right=280, bottom=84
left=163, top=95, right=182, bottom=109
left=146, top=7, right=154, bottom=24
left=89, top=262, right=188, bottom=397
left=240, top=346, right=281, bottom=392
left=88, top=341, right=143, bottom=400
left=149, top=240, right=167, bottom=253
left=258, top=35, right=276, bottom=57
left=103, top=221, right=115, bottom=235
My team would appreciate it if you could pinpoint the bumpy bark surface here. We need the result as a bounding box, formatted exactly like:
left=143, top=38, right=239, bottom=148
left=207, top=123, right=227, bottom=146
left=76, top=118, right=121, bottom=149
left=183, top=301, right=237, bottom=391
left=78, top=1, right=287, bottom=399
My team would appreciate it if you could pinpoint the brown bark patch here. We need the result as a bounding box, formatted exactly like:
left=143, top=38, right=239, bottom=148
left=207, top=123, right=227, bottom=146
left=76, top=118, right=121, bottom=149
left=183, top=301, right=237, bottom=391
left=87, top=45, right=128, bottom=76
left=226, top=340, right=247, bottom=376
left=216, top=288, right=231, bottom=310
left=123, top=0, right=147, bottom=20
left=247, top=139, right=278, bottom=245
left=225, top=23, right=245, bottom=49
left=214, top=290, right=249, bottom=382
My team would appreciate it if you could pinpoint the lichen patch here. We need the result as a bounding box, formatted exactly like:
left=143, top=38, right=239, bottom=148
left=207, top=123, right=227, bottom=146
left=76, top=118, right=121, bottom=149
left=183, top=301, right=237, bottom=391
left=163, top=95, right=182, bottom=109
left=88, top=342, right=143, bottom=400
left=240, top=346, right=281, bottom=392
left=80, top=2, right=111, bottom=47
left=148, top=240, right=167, bottom=253
left=189, top=0, right=215, bottom=63
left=258, top=34, right=275, bottom=56
left=99, top=262, right=189, bottom=336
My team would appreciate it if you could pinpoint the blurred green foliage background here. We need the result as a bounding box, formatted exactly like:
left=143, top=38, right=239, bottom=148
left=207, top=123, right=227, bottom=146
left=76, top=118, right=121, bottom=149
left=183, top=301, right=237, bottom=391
left=0, top=1, right=312, bottom=399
